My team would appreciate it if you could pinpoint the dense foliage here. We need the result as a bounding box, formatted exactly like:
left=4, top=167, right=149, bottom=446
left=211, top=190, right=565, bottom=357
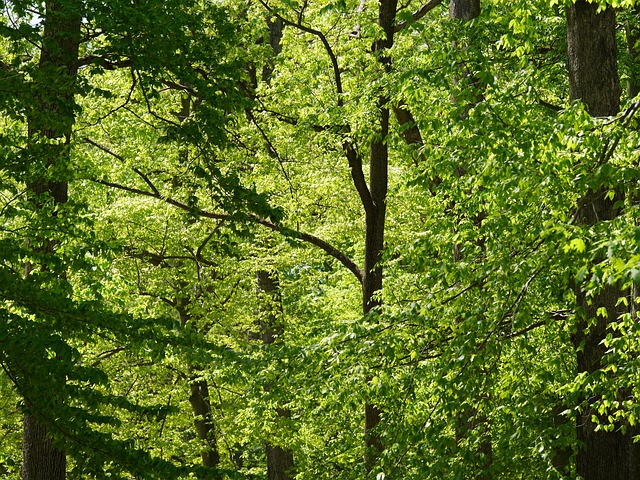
left=2, top=0, right=640, bottom=479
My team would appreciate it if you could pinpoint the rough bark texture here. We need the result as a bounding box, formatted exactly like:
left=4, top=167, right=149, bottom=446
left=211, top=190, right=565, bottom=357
left=256, top=270, right=295, bottom=480
left=567, top=1, right=620, bottom=117
left=22, top=2, right=81, bottom=478
left=449, top=0, right=480, bottom=22
left=566, top=3, right=640, bottom=479
left=266, top=436, right=295, bottom=480
left=21, top=416, right=66, bottom=480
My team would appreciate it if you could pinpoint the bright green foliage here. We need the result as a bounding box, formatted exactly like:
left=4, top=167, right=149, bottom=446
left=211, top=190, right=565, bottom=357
left=2, top=0, right=640, bottom=478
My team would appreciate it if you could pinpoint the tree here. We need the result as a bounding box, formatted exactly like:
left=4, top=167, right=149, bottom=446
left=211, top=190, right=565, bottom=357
left=4, top=0, right=640, bottom=478
left=21, top=0, right=81, bottom=477
left=567, top=1, right=640, bottom=478
left=1, top=0, right=247, bottom=477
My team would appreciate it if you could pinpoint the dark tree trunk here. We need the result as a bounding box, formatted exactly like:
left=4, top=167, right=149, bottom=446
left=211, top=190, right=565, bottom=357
left=567, top=1, right=620, bottom=117
left=566, top=3, right=640, bottom=479
left=23, top=2, right=81, bottom=478
left=572, top=287, right=640, bottom=480
left=262, top=17, right=283, bottom=83
left=363, top=0, right=396, bottom=472
left=449, top=0, right=480, bottom=22
left=21, top=416, right=66, bottom=480
left=188, top=380, right=221, bottom=472
left=176, top=304, right=222, bottom=474
left=266, top=431, right=294, bottom=480
left=256, top=270, right=295, bottom=480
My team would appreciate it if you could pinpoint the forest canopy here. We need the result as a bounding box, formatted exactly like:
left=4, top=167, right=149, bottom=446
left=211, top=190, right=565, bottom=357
left=1, top=0, right=640, bottom=479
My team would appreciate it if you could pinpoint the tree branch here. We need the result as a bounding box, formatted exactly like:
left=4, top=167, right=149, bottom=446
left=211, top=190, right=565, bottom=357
left=89, top=174, right=364, bottom=284
left=395, top=0, right=444, bottom=32
left=249, top=214, right=364, bottom=282
left=257, top=0, right=344, bottom=104
left=256, top=1, right=374, bottom=218
left=77, top=55, right=133, bottom=70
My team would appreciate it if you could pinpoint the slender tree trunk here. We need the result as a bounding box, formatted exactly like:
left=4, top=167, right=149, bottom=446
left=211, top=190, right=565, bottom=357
left=188, top=379, right=221, bottom=471
left=256, top=270, right=295, bottom=480
left=22, top=2, right=81, bottom=478
left=362, top=0, right=396, bottom=472
left=176, top=304, right=222, bottom=475
left=566, top=3, right=640, bottom=479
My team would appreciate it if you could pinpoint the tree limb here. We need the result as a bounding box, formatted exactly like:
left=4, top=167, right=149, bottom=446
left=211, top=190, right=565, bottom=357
left=89, top=176, right=364, bottom=284
left=395, top=0, right=444, bottom=32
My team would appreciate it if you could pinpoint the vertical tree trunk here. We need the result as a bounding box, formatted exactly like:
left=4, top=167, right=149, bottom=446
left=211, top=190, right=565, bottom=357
left=21, top=416, right=66, bottom=480
left=188, top=379, right=221, bottom=472
left=449, top=0, right=480, bottom=21
left=566, top=3, right=640, bottom=479
left=567, top=1, right=620, bottom=117
left=176, top=304, right=222, bottom=475
left=262, top=17, right=283, bottom=83
left=22, top=2, right=81, bottom=478
left=256, top=270, right=295, bottom=480
left=362, top=0, right=396, bottom=472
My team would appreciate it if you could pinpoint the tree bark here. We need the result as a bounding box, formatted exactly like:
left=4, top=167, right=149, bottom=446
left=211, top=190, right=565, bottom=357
left=449, top=0, right=480, bottom=22
left=262, top=17, right=284, bottom=83
left=21, top=416, right=66, bottom=480
left=176, top=304, right=222, bottom=475
left=188, top=380, right=221, bottom=472
left=22, top=2, right=81, bottom=478
left=566, top=3, right=640, bottom=479
left=363, top=0, right=396, bottom=472
left=256, top=270, right=295, bottom=480
left=567, top=1, right=620, bottom=117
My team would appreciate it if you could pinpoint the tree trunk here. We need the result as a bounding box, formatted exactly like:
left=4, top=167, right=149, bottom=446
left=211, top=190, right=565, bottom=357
left=188, top=380, right=221, bottom=472
left=449, top=0, right=480, bottom=22
left=566, top=3, right=640, bottom=479
left=363, top=0, right=396, bottom=472
left=266, top=429, right=295, bottom=480
left=256, top=270, right=295, bottom=480
left=22, top=2, right=81, bottom=478
left=21, top=416, right=66, bottom=480
left=262, top=17, right=283, bottom=83
left=176, top=304, right=222, bottom=474
left=567, top=1, right=620, bottom=117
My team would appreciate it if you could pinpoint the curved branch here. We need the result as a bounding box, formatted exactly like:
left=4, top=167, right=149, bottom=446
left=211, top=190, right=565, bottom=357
left=257, top=0, right=344, bottom=105
left=248, top=214, right=364, bottom=283
left=90, top=180, right=364, bottom=284
left=255, top=1, right=373, bottom=216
